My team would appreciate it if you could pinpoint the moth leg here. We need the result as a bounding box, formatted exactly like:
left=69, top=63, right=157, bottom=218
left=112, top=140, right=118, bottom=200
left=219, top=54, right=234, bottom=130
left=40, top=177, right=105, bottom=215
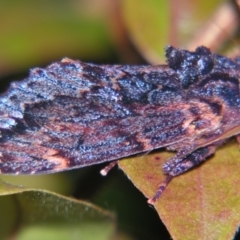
left=236, top=134, right=240, bottom=146
left=100, top=161, right=118, bottom=176
left=164, top=145, right=217, bottom=177
left=148, top=175, right=173, bottom=204
left=148, top=143, right=221, bottom=204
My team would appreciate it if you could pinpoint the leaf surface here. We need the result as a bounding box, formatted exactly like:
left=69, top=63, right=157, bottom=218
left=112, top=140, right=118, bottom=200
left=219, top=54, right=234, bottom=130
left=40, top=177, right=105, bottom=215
left=119, top=140, right=240, bottom=240
left=0, top=179, right=115, bottom=240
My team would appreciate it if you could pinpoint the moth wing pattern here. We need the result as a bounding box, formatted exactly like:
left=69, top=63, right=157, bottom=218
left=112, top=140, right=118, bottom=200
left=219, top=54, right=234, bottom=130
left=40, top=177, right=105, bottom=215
left=0, top=46, right=239, bottom=180
left=0, top=56, right=187, bottom=174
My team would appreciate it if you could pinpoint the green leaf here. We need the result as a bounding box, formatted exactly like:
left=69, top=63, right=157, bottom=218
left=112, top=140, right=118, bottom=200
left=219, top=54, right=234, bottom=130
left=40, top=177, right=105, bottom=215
left=0, top=179, right=115, bottom=240
left=119, top=140, right=240, bottom=239
left=122, top=0, right=170, bottom=63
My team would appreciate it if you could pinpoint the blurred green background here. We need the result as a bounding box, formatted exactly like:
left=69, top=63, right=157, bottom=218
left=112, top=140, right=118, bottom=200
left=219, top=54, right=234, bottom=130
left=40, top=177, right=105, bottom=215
left=0, top=0, right=239, bottom=239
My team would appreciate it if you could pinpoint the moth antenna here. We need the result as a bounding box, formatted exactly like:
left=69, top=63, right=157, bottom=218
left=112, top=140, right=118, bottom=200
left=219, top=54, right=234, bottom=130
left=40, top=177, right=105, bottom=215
left=100, top=161, right=118, bottom=176
left=148, top=175, right=173, bottom=205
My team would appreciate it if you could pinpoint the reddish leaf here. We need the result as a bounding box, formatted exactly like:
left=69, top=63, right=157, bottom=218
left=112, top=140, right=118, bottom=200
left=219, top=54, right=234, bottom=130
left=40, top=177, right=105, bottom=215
left=119, top=140, right=240, bottom=239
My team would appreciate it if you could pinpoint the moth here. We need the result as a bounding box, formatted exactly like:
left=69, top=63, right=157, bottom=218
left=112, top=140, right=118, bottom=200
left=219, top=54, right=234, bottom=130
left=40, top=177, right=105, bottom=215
left=0, top=46, right=239, bottom=204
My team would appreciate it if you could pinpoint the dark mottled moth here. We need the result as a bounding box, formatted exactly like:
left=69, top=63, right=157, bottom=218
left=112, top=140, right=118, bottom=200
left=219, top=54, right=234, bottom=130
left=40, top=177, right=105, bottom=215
left=0, top=46, right=239, bottom=204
